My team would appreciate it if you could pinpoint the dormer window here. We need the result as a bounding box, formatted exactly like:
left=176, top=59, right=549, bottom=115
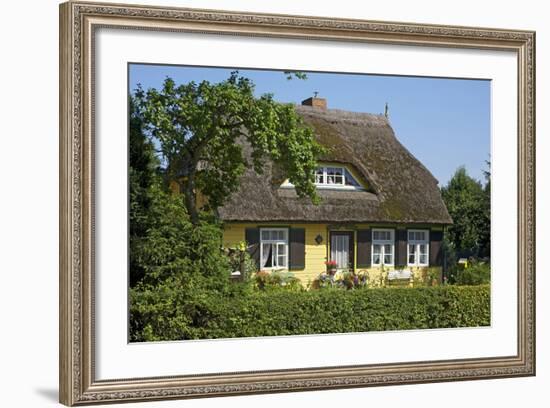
left=281, top=164, right=364, bottom=191
left=314, top=166, right=362, bottom=189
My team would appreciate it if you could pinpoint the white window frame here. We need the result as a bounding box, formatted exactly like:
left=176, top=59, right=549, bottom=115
left=318, top=166, right=345, bottom=186
left=281, top=165, right=364, bottom=191
left=407, top=229, right=430, bottom=267
left=314, top=166, right=363, bottom=190
left=371, top=228, right=394, bottom=266
left=259, top=228, right=289, bottom=270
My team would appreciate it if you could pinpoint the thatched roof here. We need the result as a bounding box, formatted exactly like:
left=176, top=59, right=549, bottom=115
left=218, top=104, right=452, bottom=224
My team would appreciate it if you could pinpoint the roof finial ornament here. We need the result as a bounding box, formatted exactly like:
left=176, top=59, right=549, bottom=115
left=384, top=102, right=389, bottom=119
left=313, top=91, right=319, bottom=98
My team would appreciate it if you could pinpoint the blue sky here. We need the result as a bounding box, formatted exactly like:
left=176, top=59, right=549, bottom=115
left=129, top=64, right=490, bottom=186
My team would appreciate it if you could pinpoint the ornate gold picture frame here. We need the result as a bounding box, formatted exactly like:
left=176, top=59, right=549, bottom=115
left=59, top=1, right=535, bottom=405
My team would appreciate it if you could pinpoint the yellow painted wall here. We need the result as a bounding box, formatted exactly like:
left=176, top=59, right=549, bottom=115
left=223, top=223, right=329, bottom=286
left=223, top=222, right=443, bottom=288
left=222, top=222, right=248, bottom=248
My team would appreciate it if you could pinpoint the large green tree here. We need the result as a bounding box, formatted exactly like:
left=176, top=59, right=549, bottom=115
left=134, top=72, right=324, bottom=224
left=129, top=97, right=232, bottom=285
left=441, top=166, right=490, bottom=257
left=129, top=98, right=235, bottom=340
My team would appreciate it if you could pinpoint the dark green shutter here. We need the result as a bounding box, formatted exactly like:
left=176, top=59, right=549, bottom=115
left=245, top=228, right=260, bottom=268
left=289, top=228, right=305, bottom=270
left=396, top=229, right=407, bottom=267
left=356, top=229, right=372, bottom=268
left=430, top=230, right=444, bottom=266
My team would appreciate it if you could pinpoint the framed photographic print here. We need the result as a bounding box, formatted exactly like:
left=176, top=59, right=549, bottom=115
left=59, top=1, right=536, bottom=405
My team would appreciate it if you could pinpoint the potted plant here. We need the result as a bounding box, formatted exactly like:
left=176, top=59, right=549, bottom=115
left=324, top=260, right=338, bottom=275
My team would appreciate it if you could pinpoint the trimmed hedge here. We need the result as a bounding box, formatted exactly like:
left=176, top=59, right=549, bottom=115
left=191, top=285, right=490, bottom=339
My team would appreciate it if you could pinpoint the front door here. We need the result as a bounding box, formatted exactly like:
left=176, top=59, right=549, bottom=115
left=330, top=231, right=354, bottom=271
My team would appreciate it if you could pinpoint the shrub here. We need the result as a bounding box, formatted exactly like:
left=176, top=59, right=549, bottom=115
left=132, top=284, right=490, bottom=341
left=225, top=241, right=258, bottom=279
left=455, top=261, right=491, bottom=285
left=254, top=270, right=303, bottom=291
left=129, top=187, right=234, bottom=342
left=210, top=285, right=490, bottom=338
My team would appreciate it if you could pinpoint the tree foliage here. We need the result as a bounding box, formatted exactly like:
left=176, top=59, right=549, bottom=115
left=441, top=166, right=490, bottom=258
left=480, top=160, right=491, bottom=257
left=134, top=72, right=325, bottom=224
left=129, top=97, right=233, bottom=339
left=129, top=97, right=159, bottom=286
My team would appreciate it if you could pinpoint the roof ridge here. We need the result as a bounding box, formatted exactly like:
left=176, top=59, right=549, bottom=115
left=294, top=104, right=388, bottom=123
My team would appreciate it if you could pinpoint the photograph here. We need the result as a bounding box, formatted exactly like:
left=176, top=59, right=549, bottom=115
left=128, top=64, right=492, bottom=342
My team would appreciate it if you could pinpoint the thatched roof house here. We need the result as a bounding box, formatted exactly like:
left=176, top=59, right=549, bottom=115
left=221, top=97, right=452, bottom=284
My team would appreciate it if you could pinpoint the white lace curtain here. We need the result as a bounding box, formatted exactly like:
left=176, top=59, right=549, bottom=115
left=261, top=243, right=272, bottom=268
left=331, top=235, right=349, bottom=269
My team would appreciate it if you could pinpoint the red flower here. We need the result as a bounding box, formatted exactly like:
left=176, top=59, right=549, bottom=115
left=324, top=260, right=337, bottom=266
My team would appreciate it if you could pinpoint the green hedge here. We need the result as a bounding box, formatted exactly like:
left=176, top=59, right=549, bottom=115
left=166, top=285, right=490, bottom=340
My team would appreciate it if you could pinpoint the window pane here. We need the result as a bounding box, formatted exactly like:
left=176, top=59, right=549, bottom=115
left=373, top=254, right=381, bottom=264
left=277, top=242, right=287, bottom=256
left=261, top=230, right=269, bottom=240
left=326, top=168, right=335, bottom=184
left=383, top=243, right=393, bottom=264
left=261, top=243, right=273, bottom=268
left=409, top=231, right=428, bottom=242
left=419, top=244, right=428, bottom=265
left=278, top=255, right=286, bottom=267
left=344, top=169, right=360, bottom=187
left=326, top=167, right=342, bottom=184
left=315, top=168, right=324, bottom=184
left=408, top=244, right=416, bottom=264
left=373, top=230, right=393, bottom=241
left=373, top=244, right=381, bottom=254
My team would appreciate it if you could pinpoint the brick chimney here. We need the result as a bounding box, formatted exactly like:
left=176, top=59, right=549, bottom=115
left=301, top=96, right=327, bottom=109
